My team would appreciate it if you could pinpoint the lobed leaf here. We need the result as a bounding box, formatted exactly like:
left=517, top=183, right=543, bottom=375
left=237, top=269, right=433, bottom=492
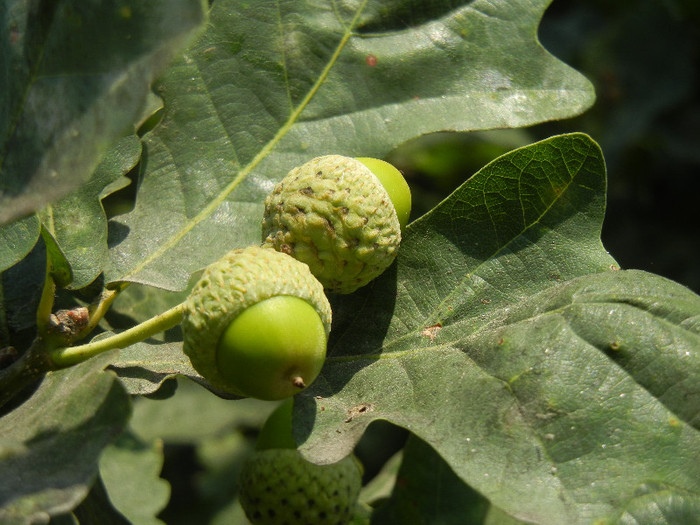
left=293, top=134, right=700, bottom=524
left=36, top=135, right=141, bottom=289
left=104, top=0, right=596, bottom=290
left=99, top=432, right=170, bottom=525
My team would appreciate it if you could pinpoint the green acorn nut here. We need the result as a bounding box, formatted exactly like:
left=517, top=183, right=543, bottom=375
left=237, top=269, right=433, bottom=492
left=239, top=399, right=363, bottom=525
left=181, top=246, right=331, bottom=400
left=239, top=450, right=362, bottom=525
left=262, top=155, right=410, bottom=294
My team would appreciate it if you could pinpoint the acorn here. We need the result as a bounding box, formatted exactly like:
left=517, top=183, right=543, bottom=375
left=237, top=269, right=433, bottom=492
left=181, top=246, right=331, bottom=400
left=262, top=155, right=411, bottom=294
left=238, top=399, right=363, bottom=525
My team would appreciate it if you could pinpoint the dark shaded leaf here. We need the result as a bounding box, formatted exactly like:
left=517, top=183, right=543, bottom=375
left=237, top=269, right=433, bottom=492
left=0, top=0, right=206, bottom=224
left=0, top=215, right=39, bottom=273
left=71, top=476, right=131, bottom=525
left=0, top=352, right=131, bottom=524
left=372, top=435, right=488, bottom=525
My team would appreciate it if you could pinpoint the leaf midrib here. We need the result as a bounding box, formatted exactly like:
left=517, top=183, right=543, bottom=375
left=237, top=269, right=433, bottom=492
left=121, top=0, right=370, bottom=282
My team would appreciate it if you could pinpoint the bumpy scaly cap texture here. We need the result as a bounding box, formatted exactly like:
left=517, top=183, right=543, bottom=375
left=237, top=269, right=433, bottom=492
left=182, top=246, right=331, bottom=394
left=262, top=155, right=401, bottom=294
left=239, top=449, right=362, bottom=525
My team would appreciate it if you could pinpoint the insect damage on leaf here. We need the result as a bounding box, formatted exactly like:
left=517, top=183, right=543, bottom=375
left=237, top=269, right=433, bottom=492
left=345, top=403, right=375, bottom=423
left=422, top=323, right=442, bottom=341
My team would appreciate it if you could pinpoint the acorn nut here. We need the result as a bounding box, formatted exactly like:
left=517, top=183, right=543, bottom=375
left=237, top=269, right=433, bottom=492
left=239, top=399, right=363, bottom=525
left=262, top=155, right=411, bottom=294
left=181, top=246, right=331, bottom=400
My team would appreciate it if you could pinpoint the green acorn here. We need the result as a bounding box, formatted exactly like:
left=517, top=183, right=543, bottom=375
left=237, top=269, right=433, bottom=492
left=239, top=400, right=363, bottom=525
left=262, top=155, right=411, bottom=294
left=181, top=246, right=331, bottom=400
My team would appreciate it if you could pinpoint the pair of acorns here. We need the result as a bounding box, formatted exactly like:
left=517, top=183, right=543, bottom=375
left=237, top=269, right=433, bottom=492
left=181, top=154, right=411, bottom=402
left=180, top=155, right=409, bottom=524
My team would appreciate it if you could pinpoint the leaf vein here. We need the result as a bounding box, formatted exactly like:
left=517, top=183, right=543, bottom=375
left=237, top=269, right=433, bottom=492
left=122, top=0, right=370, bottom=281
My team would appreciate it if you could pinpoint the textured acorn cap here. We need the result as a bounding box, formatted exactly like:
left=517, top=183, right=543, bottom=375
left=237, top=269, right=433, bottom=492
left=262, top=155, right=401, bottom=294
left=182, top=246, right=331, bottom=394
left=239, top=449, right=362, bottom=525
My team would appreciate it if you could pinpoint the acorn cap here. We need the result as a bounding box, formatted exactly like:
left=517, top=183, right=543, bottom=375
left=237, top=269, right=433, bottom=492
left=262, top=155, right=401, bottom=294
left=239, top=449, right=362, bottom=525
left=182, top=246, right=331, bottom=394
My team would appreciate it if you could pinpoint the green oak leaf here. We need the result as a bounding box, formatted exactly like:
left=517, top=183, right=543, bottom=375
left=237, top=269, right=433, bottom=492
left=290, top=134, right=700, bottom=524
left=0, top=134, right=139, bottom=309
left=128, top=378, right=273, bottom=444
left=36, top=135, right=141, bottom=289
left=614, top=483, right=700, bottom=525
left=0, top=238, right=45, bottom=340
left=372, top=435, right=488, bottom=524
left=107, top=339, right=203, bottom=396
left=39, top=224, right=72, bottom=288
left=0, top=215, right=39, bottom=274
left=104, top=0, right=595, bottom=290
left=69, top=477, right=131, bottom=525
left=99, top=432, right=170, bottom=525
left=358, top=450, right=402, bottom=510
left=0, top=352, right=131, bottom=524
left=0, top=0, right=206, bottom=225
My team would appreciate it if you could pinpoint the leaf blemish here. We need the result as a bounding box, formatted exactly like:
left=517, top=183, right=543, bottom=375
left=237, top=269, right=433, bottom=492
left=345, top=403, right=374, bottom=422
left=365, top=54, right=378, bottom=66
left=422, top=323, right=442, bottom=341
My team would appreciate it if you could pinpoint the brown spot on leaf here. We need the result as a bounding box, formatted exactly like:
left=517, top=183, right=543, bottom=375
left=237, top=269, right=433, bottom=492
left=365, top=54, right=378, bottom=66
left=345, top=403, right=374, bottom=422
left=422, top=323, right=442, bottom=341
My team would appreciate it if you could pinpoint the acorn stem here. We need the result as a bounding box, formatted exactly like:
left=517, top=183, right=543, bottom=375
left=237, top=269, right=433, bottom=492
left=35, top=263, right=57, bottom=335
left=48, top=302, right=186, bottom=369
